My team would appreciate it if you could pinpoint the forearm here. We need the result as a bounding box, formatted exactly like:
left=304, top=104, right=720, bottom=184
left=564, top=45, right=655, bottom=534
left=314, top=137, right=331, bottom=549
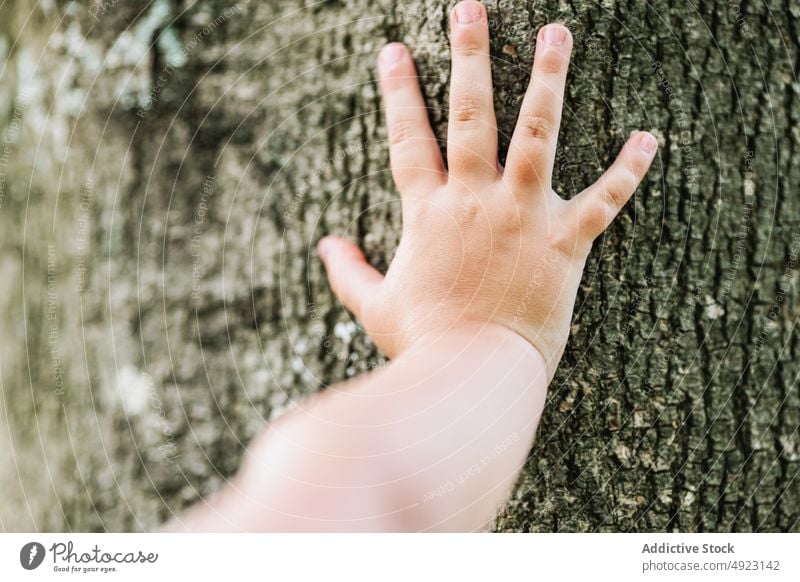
left=169, top=323, right=549, bottom=532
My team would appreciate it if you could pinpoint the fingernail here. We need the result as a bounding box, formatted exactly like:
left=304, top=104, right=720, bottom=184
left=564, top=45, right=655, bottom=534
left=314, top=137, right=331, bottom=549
left=542, top=24, right=567, bottom=45
left=379, top=43, right=406, bottom=67
left=638, top=132, right=658, bottom=154
left=454, top=1, right=483, bottom=24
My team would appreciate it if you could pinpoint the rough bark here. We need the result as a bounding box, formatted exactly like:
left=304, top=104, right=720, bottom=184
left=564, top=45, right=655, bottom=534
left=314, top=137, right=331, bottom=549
left=0, top=0, right=798, bottom=532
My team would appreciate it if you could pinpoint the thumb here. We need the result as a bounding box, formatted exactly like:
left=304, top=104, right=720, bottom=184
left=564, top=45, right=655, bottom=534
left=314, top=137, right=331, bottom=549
left=318, top=236, right=384, bottom=319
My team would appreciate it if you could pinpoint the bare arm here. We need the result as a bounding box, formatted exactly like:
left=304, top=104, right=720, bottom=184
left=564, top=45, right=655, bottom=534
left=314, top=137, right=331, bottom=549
left=172, top=323, right=546, bottom=531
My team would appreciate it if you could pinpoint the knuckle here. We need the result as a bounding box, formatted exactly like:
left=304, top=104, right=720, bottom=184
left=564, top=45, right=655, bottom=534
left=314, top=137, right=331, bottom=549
left=602, top=186, right=626, bottom=211
left=550, top=228, right=581, bottom=258
left=630, top=155, right=651, bottom=177
left=388, top=119, right=415, bottom=146
left=581, top=200, right=612, bottom=237
left=519, top=113, right=554, bottom=140
left=536, top=50, right=568, bottom=75
left=452, top=97, right=482, bottom=125
left=452, top=34, right=485, bottom=58
left=497, top=205, right=524, bottom=234
left=453, top=196, right=483, bottom=230
left=603, top=172, right=636, bottom=209
left=505, top=144, right=547, bottom=185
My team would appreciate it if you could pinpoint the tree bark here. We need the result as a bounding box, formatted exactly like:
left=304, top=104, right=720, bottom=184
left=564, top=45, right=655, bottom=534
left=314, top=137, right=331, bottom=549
left=0, top=0, right=798, bottom=532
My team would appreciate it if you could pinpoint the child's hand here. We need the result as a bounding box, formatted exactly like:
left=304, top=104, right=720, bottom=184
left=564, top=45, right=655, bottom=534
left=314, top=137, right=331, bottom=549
left=319, top=0, right=657, bottom=377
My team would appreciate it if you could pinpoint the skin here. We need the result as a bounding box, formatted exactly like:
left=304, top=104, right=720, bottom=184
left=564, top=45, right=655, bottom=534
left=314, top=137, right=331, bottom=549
left=167, top=0, right=657, bottom=532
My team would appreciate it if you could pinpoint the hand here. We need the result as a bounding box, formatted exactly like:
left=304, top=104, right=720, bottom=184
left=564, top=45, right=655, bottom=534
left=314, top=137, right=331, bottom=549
left=318, top=0, right=657, bottom=378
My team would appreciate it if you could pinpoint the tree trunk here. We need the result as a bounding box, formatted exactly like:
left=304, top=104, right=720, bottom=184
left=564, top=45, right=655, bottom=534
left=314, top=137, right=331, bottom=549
left=1, top=0, right=798, bottom=532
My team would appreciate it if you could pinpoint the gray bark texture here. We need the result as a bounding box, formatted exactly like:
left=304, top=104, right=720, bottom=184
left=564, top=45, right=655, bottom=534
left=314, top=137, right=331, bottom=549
left=0, top=0, right=798, bottom=532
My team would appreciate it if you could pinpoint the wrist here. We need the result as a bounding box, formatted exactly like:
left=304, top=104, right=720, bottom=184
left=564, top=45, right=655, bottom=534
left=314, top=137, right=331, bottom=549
left=404, top=320, right=549, bottom=368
